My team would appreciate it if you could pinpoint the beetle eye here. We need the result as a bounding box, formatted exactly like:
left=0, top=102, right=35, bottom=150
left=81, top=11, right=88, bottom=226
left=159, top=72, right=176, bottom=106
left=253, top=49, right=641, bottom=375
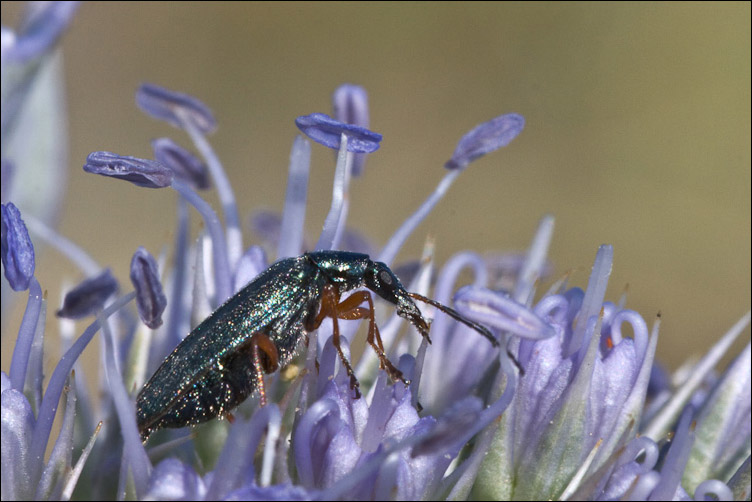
left=379, top=270, right=393, bottom=285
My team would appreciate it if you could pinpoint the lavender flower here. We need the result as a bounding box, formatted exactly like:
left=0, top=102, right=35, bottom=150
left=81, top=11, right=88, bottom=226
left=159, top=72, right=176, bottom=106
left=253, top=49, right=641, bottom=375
left=152, top=137, right=211, bottom=190
left=130, top=247, right=167, bottom=329
left=332, top=83, right=371, bottom=176
left=136, top=82, right=217, bottom=134
left=83, top=151, right=174, bottom=189
left=444, top=113, right=525, bottom=170
left=0, top=1, right=79, bottom=65
left=56, top=268, right=118, bottom=319
left=1, top=7, right=749, bottom=501
left=295, top=112, right=383, bottom=153
left=332, top=84, right=370, bottom=130
left=1, top=202, right=35, bottom=291
left=1, top=1, right=79, bottom=139
left=2, top=2, right=79, bottom=242
left=137, top=82, right=243, bottom=274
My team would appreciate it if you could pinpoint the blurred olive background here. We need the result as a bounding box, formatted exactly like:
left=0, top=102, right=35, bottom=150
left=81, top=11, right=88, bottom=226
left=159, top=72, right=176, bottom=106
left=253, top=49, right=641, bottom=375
left=2, top=2, right=749, bottom=373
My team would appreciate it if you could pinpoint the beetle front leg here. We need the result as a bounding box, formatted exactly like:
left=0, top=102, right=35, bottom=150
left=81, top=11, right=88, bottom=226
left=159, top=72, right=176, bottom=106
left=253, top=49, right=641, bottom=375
left=334, top=290, right=409, bottom=387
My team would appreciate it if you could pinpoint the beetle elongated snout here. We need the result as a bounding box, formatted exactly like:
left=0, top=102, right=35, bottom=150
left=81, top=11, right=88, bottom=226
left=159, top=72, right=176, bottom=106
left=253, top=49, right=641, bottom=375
left=365, top=261, right=431, bottom=340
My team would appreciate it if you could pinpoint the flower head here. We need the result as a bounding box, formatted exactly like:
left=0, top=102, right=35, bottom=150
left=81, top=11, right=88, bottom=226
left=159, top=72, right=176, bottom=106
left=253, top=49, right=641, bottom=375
left=1, top=7, right=748, bottom=501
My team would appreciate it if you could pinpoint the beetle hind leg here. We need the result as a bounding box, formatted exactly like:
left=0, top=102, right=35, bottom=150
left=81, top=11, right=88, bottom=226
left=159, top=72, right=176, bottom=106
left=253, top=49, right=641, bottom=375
left=249, top=333, right=280, bottom=406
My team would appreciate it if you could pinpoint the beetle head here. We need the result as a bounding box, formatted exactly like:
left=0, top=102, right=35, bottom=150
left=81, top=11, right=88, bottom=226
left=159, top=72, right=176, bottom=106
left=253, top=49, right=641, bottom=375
left=365, top=261, right=431, bottom=340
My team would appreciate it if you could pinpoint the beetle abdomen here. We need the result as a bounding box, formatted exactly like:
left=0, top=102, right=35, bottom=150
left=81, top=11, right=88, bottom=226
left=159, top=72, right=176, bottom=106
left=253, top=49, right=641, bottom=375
left=136, top=256, right=324, bottom=439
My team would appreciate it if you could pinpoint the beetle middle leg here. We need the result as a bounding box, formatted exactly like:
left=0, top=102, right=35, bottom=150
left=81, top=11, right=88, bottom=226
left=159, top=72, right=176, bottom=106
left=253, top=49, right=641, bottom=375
left=332, top=290, right=408, bottom=387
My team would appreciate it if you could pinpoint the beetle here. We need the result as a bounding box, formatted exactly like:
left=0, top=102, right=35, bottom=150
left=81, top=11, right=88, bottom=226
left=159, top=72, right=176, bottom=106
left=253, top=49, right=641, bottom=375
left=136, top=250, right=500, bottom=441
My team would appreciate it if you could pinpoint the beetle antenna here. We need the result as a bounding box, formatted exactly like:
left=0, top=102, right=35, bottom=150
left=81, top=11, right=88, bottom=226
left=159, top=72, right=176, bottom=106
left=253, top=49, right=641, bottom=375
left=407, top=292, right=525, bottom=375
left=408, top=292, right=498, bottom=346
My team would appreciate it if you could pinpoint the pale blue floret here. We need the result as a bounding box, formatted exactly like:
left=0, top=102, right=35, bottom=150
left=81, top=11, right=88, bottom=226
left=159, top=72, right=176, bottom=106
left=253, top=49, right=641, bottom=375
left=1, top=202, right=35, bottom=291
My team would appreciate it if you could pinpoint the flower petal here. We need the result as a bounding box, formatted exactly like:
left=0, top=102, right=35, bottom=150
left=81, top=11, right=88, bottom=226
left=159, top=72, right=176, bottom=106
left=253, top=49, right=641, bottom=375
left=146, top=458, right=206, bottom=500
left=1, top=202, right=35, bottom=291
left=152, top=137, right=210, bottom=190
left=444, top=113, right=524, bottom=170
left=332, top=84, right=370, bottom=175
left=136, top=83, right=217, bottom=134
left=278, top=136, right=311, bottom=258
left=1, top=2, right=80, bottom=64
left=295, top=113, right=382, bottom=153
left=454, top=285, right=556, bottom=340
left=130, top=247, right=167, bottom=329
left=83, top=151, right=173, bottom=189
left=56, top=268, right=118, bottom=319
left=1, top=372, right=35, bottom=501
left=233, top=245, right=268, bottom=293
left=685, top=343, right=751, bottom=487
